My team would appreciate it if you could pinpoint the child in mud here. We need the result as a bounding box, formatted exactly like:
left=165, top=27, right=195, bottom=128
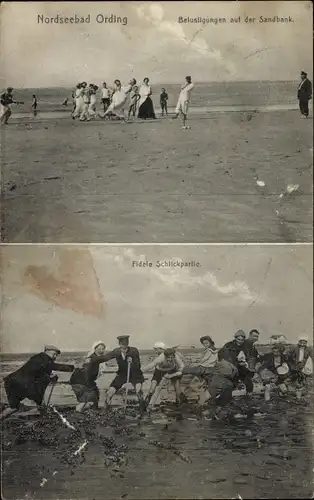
left=142, top=347, right=188, bottom=410
left=0, top=345, right=74, bottom=421
left=70, top=341, right=107, bottom=412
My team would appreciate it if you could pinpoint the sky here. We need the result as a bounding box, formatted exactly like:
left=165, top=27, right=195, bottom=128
left=1, top=245, right=312, bottom=352
left=0, top=1, right=313, bottom=88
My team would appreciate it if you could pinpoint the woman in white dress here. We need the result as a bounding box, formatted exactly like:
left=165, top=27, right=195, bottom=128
left=72, top=83, right=84, bottom=119
left=103, top=79, right=133, bottom=120
left=88, top=84, right=98, bottom=119
left=138, top=77, right=156, bottom=119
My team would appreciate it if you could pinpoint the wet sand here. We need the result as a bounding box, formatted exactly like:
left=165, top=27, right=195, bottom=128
left=2, top=393, right=313, bottom=500
left=1, top=110, right=313, bottom=243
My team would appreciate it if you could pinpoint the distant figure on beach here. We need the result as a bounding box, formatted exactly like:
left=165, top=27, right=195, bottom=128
left=160, top=88, right=168, bottom=116
left=0, top=345, right=74, bottom=421
left=174, top=76, right=194, bottom=129
left=102, top=79, right=133, bottom=120
left=0, top=87, right=23, bottom=125
left=62, top=98, right=69, bottom=107
left=31, top=94, right=38, bottom=116
left=298, top=71, right=312, bottom=118
left=138, top=77, right=156, bottom=119
left=128, top=84, right=140, bottom=119
left=100, top=82, right=111, bottom=114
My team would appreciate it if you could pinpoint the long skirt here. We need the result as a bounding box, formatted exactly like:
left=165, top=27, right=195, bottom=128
left=138, top=97, right=156, bottom=119
left=71, top=383, right=100, bottom=404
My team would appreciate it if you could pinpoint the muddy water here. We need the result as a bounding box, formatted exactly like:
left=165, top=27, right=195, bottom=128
left=2, top=396, right=313, bottom=499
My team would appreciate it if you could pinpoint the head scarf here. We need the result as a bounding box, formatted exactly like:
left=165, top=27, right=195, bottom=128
left=85, top=341, right=106, bottom=360
left=154, top=342, right=166, bottom=350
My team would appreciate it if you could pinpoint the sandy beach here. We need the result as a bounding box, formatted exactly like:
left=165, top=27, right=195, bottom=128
left=1, top=108, right=313, bottom=243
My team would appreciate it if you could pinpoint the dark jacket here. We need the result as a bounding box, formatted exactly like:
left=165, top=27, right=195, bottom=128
left=97, top=346, right=143, bottom=378
left=70, top=353, right=104, bottom=387
left=4, top=352, right=74, bottom=404
left=259, top=352, right=287, bottom=373
left=218, top=340, right=249, bottom=366
left=284, top=344, right=313, bottom=370
left=242, top=340, right=260, bottom=369
left=297, top=78, right=312, bottom=100
left=1, top=92, right=14, bottom=106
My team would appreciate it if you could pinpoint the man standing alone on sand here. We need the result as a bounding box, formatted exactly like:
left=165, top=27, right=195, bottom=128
left=297, top=71, right=312, bottom=118
left=173, top=76, right=194, bottom=129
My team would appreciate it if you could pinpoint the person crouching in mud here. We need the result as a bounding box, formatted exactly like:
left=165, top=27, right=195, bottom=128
left=70, top=341, right=107, bottom=412
left=0, top=345, right=74, bottom=421
left=142, top=347, right=188, bottom=410
left=203, top=359, right=240, bottom=420
left=183, top=335, right=218, bottom=385
left=97, top=335, right=145, bottom=411
left=256, top=344, right=290, bottom=401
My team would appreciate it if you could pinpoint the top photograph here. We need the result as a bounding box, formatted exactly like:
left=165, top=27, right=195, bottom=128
left=0, top=0, right=313, bottom=243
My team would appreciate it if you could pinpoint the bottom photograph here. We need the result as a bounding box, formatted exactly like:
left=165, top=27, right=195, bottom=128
left=1, top=244, right=313, bottom=500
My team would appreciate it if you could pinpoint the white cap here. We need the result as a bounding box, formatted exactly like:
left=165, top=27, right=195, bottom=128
left=298, top=335, right=308, bottom=342
left=86, top=340, right=106, bottom=358
left=153, top=342, right=166, bottom=350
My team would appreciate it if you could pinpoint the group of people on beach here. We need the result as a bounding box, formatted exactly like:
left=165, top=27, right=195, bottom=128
left=1, top=329, right=312, bottom=422
left=0, top=71, right=312, bottom=127
left=70, top=76, right=194, bottom=128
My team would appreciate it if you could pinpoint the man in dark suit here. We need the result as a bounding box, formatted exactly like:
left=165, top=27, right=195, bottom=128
left=0, top=345, right=75, bottom=420
left=218, top=330, right=255, bottom=396
left=98, top=335, right=145, bottom=409
left=298, top=71, right=312, bottom=118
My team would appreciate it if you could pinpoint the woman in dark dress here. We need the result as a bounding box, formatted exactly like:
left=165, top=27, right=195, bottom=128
left=138, top=77, right=156, bottom=119
left=70, top=341, right=107, bottom=412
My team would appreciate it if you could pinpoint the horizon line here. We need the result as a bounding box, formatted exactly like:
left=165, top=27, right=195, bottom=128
left=1, top=79, right=302, bottom=90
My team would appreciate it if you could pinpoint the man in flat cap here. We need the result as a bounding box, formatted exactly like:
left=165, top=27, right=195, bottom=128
left=96, top=335, right=145, bottom=410
left=0, top=345, right=75, bottom=421
left=218, top=330, right=255, bottom=396
left=284, top=335, right=313, bottom=385
left=297, top=71, right=312, bottom=118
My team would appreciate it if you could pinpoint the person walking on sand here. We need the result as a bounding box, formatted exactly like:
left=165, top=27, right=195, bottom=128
left=31, top=94, right=38, bottom=116
left=87, top=84, right=98, bottom=120
left=160, top=87, right=168, bottom=116
left=100, top=82, right=111, bottom=114
left=70, top=341, right=108, bottom=412
left=298, top=71, right=312, bottom=118
left=79, top=83, right=92, bottom=121
left=0, top=345, right=74, bottom=421
left=72, top=83, right=84, bottom=119
left=0, top=87, right=23, bottom=125
left=173, top=76, right=194, bottom=129
left=128, top=84, right=140, bottom=119
left=138, top=77, right=156, bottom=119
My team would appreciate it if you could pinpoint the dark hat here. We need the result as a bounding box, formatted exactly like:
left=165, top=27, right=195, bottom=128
left=164, top=347, right=175, bottom=357
left=7, top=87, right=13, bottom=92
left=301, top=71, right=307, bottom=76
left=117, top=335, right=130, bottom=344
left=200, top=335, right=215, bottom=346
left=44, top=345, right=61, bottom=354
